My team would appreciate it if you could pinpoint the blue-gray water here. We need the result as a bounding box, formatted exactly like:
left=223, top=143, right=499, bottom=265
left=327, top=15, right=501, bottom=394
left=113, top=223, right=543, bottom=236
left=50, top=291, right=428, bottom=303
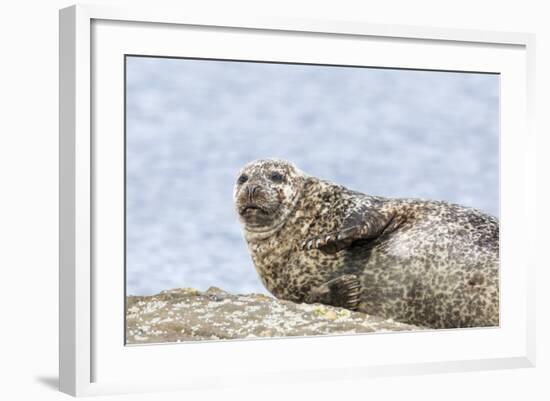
left=126, top=56, right=499, bottom=296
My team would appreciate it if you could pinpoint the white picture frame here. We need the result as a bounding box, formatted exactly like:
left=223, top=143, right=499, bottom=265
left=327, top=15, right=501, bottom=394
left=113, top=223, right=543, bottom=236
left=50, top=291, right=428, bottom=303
left=59, top=4, right=536, bottom=397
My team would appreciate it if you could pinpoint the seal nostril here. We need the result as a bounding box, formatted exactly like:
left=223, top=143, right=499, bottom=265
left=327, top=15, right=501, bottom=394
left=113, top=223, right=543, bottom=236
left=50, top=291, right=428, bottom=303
left=247, top=185, right=260, bottom=201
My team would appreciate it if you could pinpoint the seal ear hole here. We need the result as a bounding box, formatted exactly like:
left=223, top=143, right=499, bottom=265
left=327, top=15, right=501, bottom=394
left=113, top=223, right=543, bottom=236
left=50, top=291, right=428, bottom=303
left=237, top=174, right=248, bottom=185
left=468, top=273, right=485, bottom=286
left=269, top=171, right=284, bottom=183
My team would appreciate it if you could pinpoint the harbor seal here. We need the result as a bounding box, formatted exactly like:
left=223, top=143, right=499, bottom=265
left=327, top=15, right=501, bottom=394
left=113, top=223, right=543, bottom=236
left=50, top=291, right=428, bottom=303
left=233, top=159, right=499, bottom=329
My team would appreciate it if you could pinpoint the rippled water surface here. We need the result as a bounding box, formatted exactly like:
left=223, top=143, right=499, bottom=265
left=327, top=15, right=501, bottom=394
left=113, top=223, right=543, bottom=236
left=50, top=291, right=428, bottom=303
left=126, top=57, right=499, bottom=296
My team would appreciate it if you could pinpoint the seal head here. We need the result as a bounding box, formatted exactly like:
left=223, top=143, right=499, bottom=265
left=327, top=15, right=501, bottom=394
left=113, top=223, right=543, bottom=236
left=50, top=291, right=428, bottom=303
left=233, top=159, right=304, bottom=240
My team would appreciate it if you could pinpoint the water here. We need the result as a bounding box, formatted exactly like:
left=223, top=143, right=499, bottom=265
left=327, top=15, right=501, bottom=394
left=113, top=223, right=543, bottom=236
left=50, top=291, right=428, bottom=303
left=126, top=56, right=499, bottom=296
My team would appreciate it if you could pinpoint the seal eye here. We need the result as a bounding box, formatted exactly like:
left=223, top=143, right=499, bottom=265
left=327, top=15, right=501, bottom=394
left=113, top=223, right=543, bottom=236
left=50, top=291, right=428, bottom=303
left=237, top=174, right=248, bottom=185
left=270, top=171, right=283, bottom=183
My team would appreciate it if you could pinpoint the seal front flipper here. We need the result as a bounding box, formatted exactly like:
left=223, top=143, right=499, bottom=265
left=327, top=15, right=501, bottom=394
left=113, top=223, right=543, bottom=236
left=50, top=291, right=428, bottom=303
left=301, top=205, right=394, bottom=254
left=305, top=274, right=361, bottom=311
left=301, top=226, right=361, bottom=254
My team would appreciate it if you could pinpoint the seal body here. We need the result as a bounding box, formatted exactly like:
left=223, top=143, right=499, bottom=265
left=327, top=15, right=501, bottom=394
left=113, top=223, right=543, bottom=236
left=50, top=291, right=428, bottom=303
left=234, top=159, right=499, bottom=329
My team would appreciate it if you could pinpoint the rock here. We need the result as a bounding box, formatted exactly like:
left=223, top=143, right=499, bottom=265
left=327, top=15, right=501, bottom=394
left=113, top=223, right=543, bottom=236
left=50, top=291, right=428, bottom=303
left=126, top=287, right=422, bottom=344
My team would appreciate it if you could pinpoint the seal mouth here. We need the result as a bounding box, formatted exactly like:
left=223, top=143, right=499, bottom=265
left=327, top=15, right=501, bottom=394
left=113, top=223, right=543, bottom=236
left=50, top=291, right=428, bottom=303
left=239, top=204, right=268, bottom=216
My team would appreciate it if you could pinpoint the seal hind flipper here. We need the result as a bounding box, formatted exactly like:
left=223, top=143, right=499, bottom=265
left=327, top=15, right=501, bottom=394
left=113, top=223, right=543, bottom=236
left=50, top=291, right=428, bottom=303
left=305, top=274, right=361, bottom=311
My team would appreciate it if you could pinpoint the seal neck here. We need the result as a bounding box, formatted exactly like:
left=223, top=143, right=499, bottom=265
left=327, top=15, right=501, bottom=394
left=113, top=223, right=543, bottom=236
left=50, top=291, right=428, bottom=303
left=244, top=218, right=289, bottom=242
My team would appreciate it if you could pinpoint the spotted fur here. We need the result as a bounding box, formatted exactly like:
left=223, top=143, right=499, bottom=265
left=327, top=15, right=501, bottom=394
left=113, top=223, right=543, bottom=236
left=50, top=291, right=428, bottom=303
left=234, top=159, right=499, bottom=329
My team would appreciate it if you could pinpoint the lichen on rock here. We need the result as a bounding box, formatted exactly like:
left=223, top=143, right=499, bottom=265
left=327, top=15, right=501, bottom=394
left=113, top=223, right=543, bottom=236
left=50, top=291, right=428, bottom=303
left=126, top=287, right=422, bottom=344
